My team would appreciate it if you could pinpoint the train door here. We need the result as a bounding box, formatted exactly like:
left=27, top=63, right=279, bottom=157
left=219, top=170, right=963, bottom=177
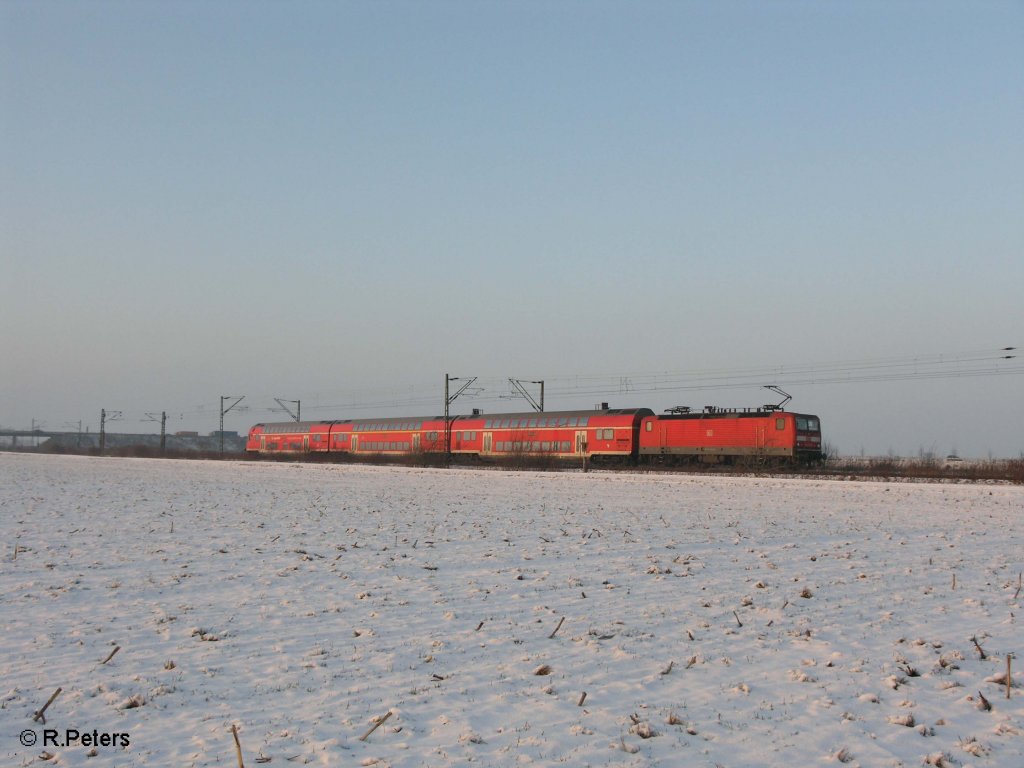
left=575, top=431, right=587, bottom=456
left=303, top=436, right=309, bottom=452
left=483, top=433, right=492, bottom=455
left=351, top=435, right=358, bottom=452
left=260, top=436, right=266, bottom=451
left=413, top=433, right=420, bottom=452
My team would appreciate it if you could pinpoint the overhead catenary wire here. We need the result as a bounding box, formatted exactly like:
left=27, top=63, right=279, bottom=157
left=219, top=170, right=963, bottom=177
left=84, top=346, right=1021, bottom=427
left=288, top=346, right=1021, bottom=417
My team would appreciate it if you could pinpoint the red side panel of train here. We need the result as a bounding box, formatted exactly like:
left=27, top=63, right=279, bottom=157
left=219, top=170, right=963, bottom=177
left=461, top=408, right=651, bottom=459
left=247, top=421, right=335, bottom=453
left=247, top=408, right=822, bottom=464
left=638, top=411, right=822, bottom=462
left=247, top=408, right=654, bottom=460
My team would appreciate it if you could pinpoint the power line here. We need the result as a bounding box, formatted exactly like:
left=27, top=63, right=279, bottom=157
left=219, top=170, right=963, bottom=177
left=65, top=345, right=1020, bottom=427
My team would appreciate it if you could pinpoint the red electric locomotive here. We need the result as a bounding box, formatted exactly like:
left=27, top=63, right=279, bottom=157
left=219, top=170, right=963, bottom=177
left=639, top=407, right=823, bottom=465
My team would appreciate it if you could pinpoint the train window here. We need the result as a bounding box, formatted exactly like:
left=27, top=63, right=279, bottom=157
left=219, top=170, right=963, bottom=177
left=807, top=418, right=819, bottom=431
left=578, top=417, right=588, bottom=427
left=528, top=419, right=537, bottom=428
left=796, top=417, right=808, bottom=431
left=776, top=418, right=786, bottom=430
left=646, top=422, right=652, bottom=431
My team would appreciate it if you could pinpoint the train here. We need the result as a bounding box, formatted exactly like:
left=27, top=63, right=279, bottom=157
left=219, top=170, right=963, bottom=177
left=246, top=404, right=824, bottom=466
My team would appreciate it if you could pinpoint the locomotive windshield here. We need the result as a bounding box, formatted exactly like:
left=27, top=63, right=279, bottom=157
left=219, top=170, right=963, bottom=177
left=796, top=417, right=820, bottom=432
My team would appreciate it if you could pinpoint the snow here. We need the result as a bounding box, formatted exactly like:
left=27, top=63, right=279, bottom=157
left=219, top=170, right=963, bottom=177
left=2, top=453, right=1022, bottom=767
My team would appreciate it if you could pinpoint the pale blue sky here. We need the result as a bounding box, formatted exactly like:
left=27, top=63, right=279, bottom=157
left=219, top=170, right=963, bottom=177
left=2, top=1, right=1022, bottom=457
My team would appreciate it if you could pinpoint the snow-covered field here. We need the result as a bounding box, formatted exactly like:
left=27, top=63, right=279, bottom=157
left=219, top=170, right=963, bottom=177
left=2, top=453, right=1021, bottom=768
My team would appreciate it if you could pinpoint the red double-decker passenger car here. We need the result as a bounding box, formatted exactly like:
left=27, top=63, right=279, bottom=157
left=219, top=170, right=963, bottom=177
left=247, top=407, right=654, bottom=462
